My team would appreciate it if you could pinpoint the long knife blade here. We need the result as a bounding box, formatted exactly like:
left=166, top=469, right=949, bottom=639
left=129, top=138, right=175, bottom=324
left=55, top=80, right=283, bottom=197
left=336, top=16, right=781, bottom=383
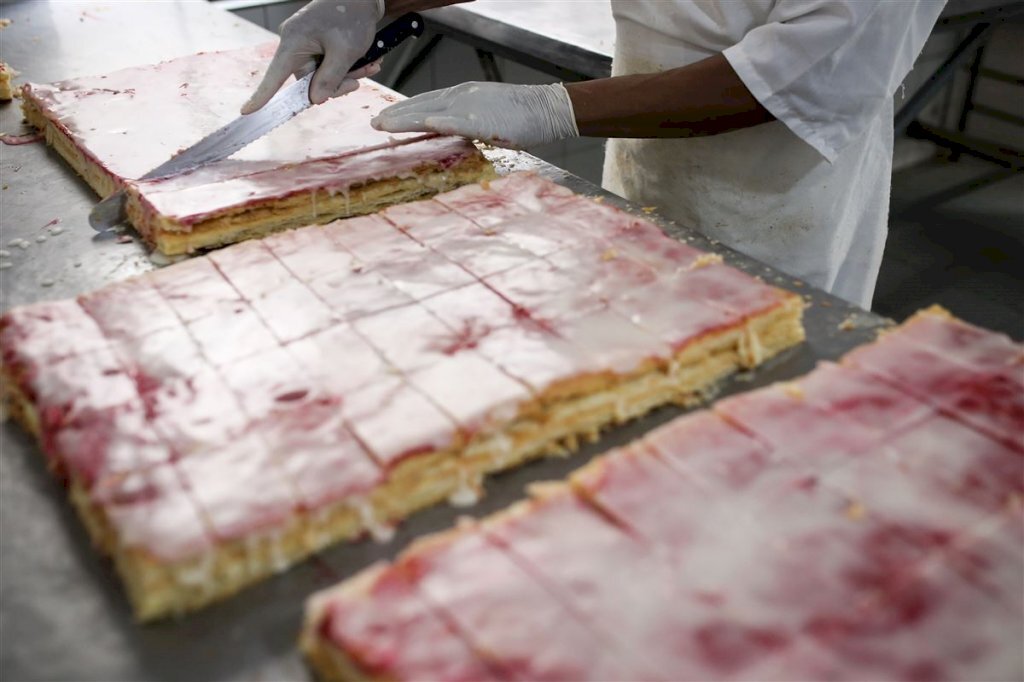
left=89, top=12, right=425, bottom=232
left=147, top=72, right=315, bottom=182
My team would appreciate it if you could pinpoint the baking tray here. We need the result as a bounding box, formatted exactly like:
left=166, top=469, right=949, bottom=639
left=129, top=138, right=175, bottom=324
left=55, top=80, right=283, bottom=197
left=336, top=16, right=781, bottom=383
left=0, top=3, right=889, bottom=679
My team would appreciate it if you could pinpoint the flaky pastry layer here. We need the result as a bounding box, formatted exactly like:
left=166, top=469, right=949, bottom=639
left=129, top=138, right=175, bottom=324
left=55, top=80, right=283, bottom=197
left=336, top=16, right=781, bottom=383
left=22, top=91, right=494, bottom=255
left=2, top=297, right=803, bottom=621
left=126, top=155, right=496, bottom=255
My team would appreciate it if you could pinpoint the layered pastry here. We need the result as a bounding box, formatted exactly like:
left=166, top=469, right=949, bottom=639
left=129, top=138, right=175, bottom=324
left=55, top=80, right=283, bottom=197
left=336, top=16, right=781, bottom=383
left=21, top=43, right=492, bottom=254
left=0, top=173, right=804, bottom=620
left=303, top=306, right=1023, bottom=682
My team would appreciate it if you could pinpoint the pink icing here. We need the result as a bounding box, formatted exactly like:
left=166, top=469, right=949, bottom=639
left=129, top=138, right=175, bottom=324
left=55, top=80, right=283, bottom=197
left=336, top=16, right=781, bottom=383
left=1, top=173, right=801, bottom=567
left=25, top=43, right=480, bottom=230
left=401, top=529, right=655, bottom=681
left=314, top=308, right=1021, bottom=680
left=319, top=565, right=499, bottom=681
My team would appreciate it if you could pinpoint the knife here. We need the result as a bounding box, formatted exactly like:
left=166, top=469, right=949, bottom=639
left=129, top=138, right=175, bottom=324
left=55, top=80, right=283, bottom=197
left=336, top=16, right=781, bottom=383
left=89, top=12, right=425, bottom=231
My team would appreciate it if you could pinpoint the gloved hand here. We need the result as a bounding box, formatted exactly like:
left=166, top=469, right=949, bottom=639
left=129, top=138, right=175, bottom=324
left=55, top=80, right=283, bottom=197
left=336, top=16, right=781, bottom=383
left=371, top=82, right=579, bottom=149
left=242, top=0, right=385, bottom=114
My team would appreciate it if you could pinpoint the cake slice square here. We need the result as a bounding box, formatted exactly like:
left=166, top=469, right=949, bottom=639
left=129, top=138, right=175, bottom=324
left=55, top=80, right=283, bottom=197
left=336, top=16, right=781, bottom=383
left=482, top=487, right=792, bottom=680
left=395, top=526, right=657, bottom=681
left=303, top=563, right=500, bottom=681
left=845, top=329, right=1024, bottom=449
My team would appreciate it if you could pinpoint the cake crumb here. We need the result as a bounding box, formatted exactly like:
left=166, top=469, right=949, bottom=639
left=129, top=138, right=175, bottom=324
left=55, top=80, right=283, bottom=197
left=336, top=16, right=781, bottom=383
left=641, top=206, right=656, bottom=214
left=837, top=313, right=876, bottom=331
left=0, top=262, right=11, bottom=270
left=0, top=249, right=8, bottom=258
left=600, top=248, right=618, bottom=261
left=782, top=383, right=804, bottom=400
left=0, top=19, right=11, bottom=29
left=448, top=484, right=481, bottom=508
left=40, top=278, right=55, bottom=287
left=148, top=251, right=186, bottom=267
left=689, top=253, right=723, bottom=270
left=845, top=500, right=866, bottom=521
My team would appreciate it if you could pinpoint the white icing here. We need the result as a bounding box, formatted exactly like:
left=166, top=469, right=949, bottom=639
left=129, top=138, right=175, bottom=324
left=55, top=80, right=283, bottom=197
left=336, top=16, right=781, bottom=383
left=354, top=496, right=395, bottom=543
left=489, top=431, right=514, bottom=468
left=739, top=322, right=764, bottom=367
left=448, top=468, right=482, bottom=508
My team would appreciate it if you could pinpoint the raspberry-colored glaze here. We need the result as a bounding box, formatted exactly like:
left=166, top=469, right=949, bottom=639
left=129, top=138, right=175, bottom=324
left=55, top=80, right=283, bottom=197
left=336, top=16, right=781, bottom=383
left=3, top=173, right=798, bottom=571
left=25, top=43, right=481, bottom=231
left=318, top=564, right=499, bottom=681
left=847, top=332, right=1024, bottom=450
left=400, top=528, right=657, bottom=681
left=315, top=309, right=1021, bottom=680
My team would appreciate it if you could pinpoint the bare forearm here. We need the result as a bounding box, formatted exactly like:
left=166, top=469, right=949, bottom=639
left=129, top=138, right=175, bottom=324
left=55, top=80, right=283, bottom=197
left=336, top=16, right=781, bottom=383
left=565, top=53, right=774, bottom=138
left=384, top=0, right=472, bottom=17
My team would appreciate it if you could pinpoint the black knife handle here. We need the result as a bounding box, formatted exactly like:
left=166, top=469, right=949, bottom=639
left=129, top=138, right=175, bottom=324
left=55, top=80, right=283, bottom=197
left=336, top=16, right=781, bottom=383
left=350, top=13, right=425, bottom=72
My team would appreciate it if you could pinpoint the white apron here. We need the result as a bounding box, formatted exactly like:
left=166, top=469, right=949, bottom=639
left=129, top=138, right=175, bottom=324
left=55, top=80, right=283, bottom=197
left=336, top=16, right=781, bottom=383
left=603, top=0, right=945, bottom=308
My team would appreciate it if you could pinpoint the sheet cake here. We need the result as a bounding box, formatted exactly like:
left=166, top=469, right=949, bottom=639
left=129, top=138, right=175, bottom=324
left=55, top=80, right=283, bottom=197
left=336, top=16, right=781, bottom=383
left=303, top=306, right=1023, bottom=681
left=21, top=43, right=492, bottom=254
left=0, top=173, right=804, bottom=620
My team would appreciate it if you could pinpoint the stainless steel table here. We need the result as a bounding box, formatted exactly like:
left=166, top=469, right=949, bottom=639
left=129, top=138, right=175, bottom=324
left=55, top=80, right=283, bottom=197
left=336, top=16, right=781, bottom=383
left=418, top=0, right=1023, bottom=82
left=422, top=0, right=612, bottom=81
left=0, top=3, right=888, bottom=680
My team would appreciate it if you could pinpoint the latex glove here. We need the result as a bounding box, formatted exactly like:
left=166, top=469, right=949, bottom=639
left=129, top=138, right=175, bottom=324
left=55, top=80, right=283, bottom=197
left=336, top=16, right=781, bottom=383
left=371, top=82, right=579, bottom=149
left=242, top=0, right=385, bottom=114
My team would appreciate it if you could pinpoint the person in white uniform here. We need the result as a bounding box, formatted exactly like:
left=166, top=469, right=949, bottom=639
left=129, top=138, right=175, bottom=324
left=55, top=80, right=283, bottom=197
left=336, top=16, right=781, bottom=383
left=244, top=0, right=946, bottom=308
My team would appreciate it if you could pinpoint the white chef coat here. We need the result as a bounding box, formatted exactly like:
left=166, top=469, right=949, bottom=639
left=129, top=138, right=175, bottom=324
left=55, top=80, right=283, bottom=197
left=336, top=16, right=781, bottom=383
left=603, top=0, right=945, bottom=307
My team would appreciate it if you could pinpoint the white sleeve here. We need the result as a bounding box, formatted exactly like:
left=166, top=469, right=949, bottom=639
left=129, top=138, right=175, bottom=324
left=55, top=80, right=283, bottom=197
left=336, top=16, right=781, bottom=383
left=723, top=0, right=946, bottom=162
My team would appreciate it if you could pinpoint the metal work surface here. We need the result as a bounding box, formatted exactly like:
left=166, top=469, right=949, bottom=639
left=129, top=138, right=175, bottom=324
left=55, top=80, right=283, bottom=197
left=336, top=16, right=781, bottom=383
left=1, top=3, right=888, bottom=681
left=424, top=0, right=1022, bottom=81
left=425, top=0, right=613, bottom=80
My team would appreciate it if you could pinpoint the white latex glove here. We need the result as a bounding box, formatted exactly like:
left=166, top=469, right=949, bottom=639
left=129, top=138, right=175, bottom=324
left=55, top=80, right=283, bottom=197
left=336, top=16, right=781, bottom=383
left=371, top=82, right=579, bottom=149
left=242, top=0, right=385, bottom=114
